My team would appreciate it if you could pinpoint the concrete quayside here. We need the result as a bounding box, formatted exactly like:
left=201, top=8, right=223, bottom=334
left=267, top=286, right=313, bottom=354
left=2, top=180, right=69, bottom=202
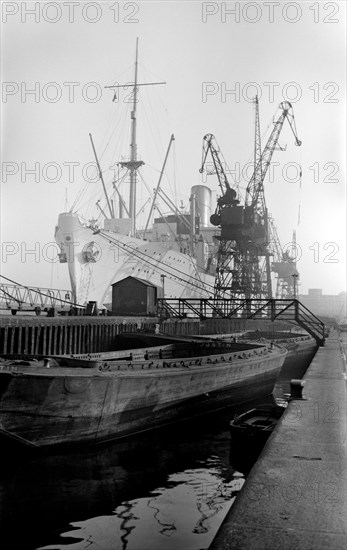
left=210, top=330, right=347, bottom=550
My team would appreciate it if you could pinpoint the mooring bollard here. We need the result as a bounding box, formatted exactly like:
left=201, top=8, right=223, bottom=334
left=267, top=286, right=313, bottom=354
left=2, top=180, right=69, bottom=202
left=290, top=379, right=305, bottom=399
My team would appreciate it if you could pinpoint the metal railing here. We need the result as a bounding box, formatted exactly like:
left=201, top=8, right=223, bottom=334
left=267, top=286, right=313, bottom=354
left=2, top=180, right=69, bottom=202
left=0, top=283, right=73, bottom=313
left=157, top=298, right=325, bottom=346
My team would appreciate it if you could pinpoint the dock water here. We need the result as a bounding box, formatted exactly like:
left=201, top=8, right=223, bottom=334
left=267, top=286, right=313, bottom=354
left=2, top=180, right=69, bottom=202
left=210, top=331, right=347, bottom=550
left=1, top=314, right=345, bottom=549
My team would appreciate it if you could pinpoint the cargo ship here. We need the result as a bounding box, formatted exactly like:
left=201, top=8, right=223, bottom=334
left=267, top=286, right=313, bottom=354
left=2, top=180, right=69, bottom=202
left=0, top=337, right=287, bottom=449
left=54, top=40, right=219, bottom=308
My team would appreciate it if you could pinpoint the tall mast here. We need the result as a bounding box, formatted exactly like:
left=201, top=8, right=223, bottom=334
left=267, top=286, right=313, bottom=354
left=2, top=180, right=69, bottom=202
left=129, top=37, right=140, bottom=236
left=105, top=39, right=166, bottom=237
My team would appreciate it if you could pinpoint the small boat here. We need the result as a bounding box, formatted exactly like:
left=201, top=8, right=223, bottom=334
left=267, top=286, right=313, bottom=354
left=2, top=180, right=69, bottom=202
left=229, top=403, right=285, bottom=447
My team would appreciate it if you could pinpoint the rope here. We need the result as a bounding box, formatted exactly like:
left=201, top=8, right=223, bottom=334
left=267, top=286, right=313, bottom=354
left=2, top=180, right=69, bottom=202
left=297, top=146, right=302, bottom=226
left=97, top=230, right=216, bottom=295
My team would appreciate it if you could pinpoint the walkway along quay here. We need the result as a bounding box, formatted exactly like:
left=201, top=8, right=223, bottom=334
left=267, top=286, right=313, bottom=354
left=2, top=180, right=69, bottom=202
left=209, top=331, right=347, bottom=550
left=158, top=298, right=325, bottom=346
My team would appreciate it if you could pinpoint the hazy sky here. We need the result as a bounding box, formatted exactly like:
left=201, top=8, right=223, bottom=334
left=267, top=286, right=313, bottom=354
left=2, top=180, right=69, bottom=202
left=1, top=1, right=346, bottom=294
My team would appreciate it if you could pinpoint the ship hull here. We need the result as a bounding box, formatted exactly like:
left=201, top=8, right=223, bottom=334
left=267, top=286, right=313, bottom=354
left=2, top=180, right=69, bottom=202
left=0, top=345, right=286, bottom=449
left=278, top=336, right=317, bottom=378
left=55, top=212, right=215, bottom=307
left=244, top=332, right=318, bottom=378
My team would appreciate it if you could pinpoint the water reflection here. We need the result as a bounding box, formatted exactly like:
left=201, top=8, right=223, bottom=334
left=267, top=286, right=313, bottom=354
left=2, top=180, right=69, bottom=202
left=40, top=468, right=244, bottom=550
left=1, top=334, right=328, bottom=550
left=0, top=411, right=247, bottom=550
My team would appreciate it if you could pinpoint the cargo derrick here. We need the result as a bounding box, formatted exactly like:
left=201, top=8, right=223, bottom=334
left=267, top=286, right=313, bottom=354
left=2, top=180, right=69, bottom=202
left=200, top=101, right=301, bottom=299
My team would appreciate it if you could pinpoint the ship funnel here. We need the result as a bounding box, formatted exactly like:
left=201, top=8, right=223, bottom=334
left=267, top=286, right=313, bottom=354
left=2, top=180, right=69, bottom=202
left=190, top=185, right=212, bottom=227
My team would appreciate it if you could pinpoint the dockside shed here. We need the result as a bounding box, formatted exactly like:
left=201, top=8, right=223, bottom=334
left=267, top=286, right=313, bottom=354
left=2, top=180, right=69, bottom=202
left=111, top=276, right=163, bottom=316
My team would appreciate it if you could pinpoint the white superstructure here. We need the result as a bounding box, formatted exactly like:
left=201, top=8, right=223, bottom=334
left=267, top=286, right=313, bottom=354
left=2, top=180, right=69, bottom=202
left=55, top=203, right=219, bottom=308
left=55, top=40, right=220, bottom=308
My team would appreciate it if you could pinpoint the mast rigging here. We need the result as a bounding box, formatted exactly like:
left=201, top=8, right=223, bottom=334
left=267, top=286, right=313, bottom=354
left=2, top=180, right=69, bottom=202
left=105, top=38, right=166, bottom=236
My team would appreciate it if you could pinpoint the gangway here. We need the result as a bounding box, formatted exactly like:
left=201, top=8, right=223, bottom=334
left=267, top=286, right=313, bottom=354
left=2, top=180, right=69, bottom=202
left=0, top=282, right=75, bottom=315
left=157, top=298, right=325, bottom=346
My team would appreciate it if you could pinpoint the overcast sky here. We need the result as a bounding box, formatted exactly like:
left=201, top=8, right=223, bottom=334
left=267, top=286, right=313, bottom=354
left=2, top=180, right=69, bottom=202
left=1, top=1, right=346, bottom=295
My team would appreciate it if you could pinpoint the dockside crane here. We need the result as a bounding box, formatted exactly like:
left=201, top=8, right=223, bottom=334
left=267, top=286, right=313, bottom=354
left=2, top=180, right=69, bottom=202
left=245, top=100, right=301, bottom=218
left=270, top=223, right=300, bottom=298
left=242, top=100, right=301, bottom=299
left=200, top=133, right=242, bottom=217
left=249, top=98, right=301, bottom=299
left=199, top=133, right=243, bottom=296
left=200, top=100, right=301, bottom=299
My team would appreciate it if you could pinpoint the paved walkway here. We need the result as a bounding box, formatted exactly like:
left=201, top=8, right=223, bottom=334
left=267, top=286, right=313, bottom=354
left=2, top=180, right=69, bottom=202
left=210, top=332, right=347, bottom=550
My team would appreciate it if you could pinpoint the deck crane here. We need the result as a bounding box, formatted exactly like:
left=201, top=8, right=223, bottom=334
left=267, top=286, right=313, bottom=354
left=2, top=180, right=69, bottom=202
left=200, top=100, right=301, bottom=299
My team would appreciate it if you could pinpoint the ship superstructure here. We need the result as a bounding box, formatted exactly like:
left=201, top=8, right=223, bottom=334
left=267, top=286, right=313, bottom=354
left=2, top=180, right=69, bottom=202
left=55, top=199, right=219, bottom=307
left=55, top=43, right=302, bottom=309
left=55, top=40, right=219, bottom=307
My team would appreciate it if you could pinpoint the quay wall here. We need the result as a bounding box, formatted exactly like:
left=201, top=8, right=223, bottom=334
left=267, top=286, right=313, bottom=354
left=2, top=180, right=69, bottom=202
left=210, top=330, right=347, bottom=550
left=0, top=316, right=245, bottom=356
